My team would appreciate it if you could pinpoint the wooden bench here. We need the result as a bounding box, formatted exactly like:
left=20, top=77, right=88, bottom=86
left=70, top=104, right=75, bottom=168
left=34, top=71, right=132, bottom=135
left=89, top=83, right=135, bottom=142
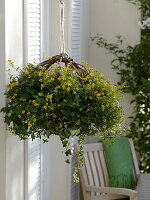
left=75, top=139, right=140, bottom=200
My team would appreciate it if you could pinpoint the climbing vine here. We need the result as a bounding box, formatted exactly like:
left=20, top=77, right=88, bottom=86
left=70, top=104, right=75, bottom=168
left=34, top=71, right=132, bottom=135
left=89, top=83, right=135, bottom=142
left=91, top=0, right=150, bottom=172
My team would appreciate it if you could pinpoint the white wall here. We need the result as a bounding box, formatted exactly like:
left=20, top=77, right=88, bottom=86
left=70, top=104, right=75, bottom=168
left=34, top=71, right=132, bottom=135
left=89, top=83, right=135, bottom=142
left=5, top=0, right=24, bottom=200
left=0, top=0, right=6, bottom=199
left=89, top=0, right=141, bottom=123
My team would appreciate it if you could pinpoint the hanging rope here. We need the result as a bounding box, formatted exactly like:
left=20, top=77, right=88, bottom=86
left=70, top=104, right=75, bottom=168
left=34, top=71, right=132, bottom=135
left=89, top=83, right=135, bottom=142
left=60, top=0, right=66, bottom=55
left=37, top=0, right=87, bottom=70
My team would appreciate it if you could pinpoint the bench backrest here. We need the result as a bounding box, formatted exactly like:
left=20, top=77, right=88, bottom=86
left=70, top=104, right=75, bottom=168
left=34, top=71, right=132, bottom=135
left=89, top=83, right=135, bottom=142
left=75, top=139, right=140, bottom=198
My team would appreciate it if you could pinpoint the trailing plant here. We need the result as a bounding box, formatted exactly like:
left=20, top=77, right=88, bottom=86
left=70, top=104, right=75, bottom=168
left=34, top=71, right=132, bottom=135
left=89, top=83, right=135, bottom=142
left=1, top=55, right=124, bottom=182
left=91, top=0, right=150, bottom=172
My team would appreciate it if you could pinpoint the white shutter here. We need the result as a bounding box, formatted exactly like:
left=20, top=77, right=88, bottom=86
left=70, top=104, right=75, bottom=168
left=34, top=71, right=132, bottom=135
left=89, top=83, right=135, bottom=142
left=25, top=0, right=42, bottom=200
left=28, top=0, right=41, bottom=63
left=70, top=1, right=82, bottom=199
left=28, top=139, right=42, bottom=200
left=71, top=0, right=82, bottom=63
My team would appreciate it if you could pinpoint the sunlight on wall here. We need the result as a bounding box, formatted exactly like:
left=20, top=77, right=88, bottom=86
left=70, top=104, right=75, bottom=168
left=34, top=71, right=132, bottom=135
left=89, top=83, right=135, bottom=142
left=0, top=0, right=6, bottom=199
left=5, top=0, right=24, bottom=200
left=89, top=0, right=140, bottom=124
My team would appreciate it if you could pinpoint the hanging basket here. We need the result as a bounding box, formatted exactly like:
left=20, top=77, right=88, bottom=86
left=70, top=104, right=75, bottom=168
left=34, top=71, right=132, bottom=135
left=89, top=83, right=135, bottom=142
left=1, top=54, right=124, bottom=181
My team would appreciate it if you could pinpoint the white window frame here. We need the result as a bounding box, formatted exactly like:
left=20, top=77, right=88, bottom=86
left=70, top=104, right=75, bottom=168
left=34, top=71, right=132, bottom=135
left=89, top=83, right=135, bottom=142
left=68, top=1, right=83, bottom=200
left=23, top=0, right=51, bottom=199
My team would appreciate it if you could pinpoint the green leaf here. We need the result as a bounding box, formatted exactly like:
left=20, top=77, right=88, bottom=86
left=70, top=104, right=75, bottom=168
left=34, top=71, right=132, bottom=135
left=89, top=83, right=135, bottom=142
left=26, top=88, right=36, bottom=94
left=65, top=149, right=72, bottom=156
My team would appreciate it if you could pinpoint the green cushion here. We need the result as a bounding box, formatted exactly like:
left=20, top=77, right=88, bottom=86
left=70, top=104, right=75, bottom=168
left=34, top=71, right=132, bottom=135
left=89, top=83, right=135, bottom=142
left=102, top=137, right=137, bottom=189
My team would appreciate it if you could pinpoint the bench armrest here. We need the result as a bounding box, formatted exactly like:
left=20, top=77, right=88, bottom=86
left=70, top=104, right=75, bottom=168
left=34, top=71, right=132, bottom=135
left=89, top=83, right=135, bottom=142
left=85, top=185, right=137, bottom=198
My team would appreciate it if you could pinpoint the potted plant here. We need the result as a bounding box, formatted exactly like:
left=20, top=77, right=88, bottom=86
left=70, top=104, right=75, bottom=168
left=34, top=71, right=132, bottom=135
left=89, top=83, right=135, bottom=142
left=1, top=54, right=124, bottom=181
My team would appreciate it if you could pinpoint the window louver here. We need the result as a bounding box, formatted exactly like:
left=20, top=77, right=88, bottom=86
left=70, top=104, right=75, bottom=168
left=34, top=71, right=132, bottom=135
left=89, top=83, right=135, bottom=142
left=71, top=1, right=82, bottom=199
left=71, top=0, right=82, bottom=63
left=28, top=139, right=41, bottom=200
left=28, top=0, right=41, bottom=63
left=27, top=0, right=42, bottom=200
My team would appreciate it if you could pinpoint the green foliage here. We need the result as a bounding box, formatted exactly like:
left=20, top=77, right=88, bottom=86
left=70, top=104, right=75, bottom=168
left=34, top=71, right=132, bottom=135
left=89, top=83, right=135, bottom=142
left=91, top=0, right=150, bottom=172
left=1, top=58, right=124, bottom=181
left=128, top=0, right=150, bottom=40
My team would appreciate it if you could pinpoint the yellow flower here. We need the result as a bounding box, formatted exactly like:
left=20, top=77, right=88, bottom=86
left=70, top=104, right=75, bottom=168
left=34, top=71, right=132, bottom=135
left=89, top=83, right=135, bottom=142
left=67, top=81, right=71, bottom=86
left=66, top=87, right=70, bottom=92
left=18, top=115, right=21, bottom=118
left=46, top=113, right=49, bottom=117
left=45, top=56, right=52, bottom=59
left=8, top=59, right=13, bottom=63
left=101, top=105, right=105, bottom=109
left=39, top=79, right=43, bottom=82
left=27, top=111, right=30, bottom=115
left=56, top=85, right=61, bottom=89
left=28, top=124, right=32, bottom=127
left=33, top=118, right=37, bottom=122
left=43, top=106, right=47, bottom=109
left=103, top=125, right=107, bottom=129
left=62, top=82, right=67, bottom=87
left=38, top=71, right=42, bottom=76
left=20, top=97, right=25, bottom=101
left=47, top=95, right=52, bottom=99
left=103, top=119, right=107, bottom=122
left=22, top=110, right=25, bottom=114
left=25, top=71, right=29, bottom=74
left=75, top=87, right=79, bottom=91
left=91, top=83, right=95, bottom=88
left=36, top=128, right=39, bottom=131
left=92, top=126, right=97, bottom=130
left=64, top=67, right=70, bottom=72
left=50, top=78, right=55, bottom=82
left=32, top=100, right=36, bottom=103
left=99, top=73, right=104, bottom=77
left=96, top=93, right=101, bottom=98
left=89, top=73, right=94, bottom=76
left=34, top=103, right=39, bottom=106
left=38, top=93, right=43, bottom=96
